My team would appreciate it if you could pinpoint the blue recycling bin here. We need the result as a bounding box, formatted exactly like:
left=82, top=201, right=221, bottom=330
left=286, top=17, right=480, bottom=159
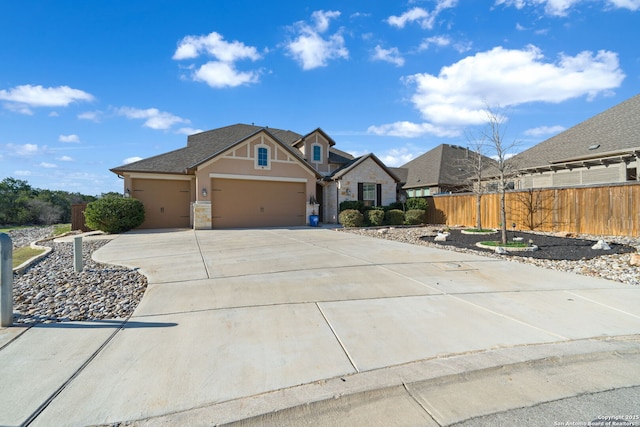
left=309, top=215, right=319, bottom=227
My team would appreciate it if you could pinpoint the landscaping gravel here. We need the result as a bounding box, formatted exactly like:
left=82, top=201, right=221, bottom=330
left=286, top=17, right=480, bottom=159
left=7, top=227, right=147, bottom=324
left=343, top=226, right=640, bottom=286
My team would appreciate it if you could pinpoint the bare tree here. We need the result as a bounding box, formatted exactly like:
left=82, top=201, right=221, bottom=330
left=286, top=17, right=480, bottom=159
left=462, top=131, right=490, bottom=231
left=481, top=105, right=519, bottom=244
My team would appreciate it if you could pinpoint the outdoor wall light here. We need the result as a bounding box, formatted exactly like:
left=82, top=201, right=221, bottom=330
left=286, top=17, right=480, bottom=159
left=125, top=188, right=130, bottom=198
left=202, top=188, right=208, bottom=197
left=345, top=188, right=351, bottom=195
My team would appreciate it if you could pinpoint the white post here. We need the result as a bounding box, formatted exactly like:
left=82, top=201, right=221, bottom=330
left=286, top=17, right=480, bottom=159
left=0, top=233, right=13, bottom=327
left=74, top=236, right=83, bottom=273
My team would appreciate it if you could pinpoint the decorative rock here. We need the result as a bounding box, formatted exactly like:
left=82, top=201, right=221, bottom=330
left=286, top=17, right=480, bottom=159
left=591, top=240, right=611, bottom=250
left=495, top=246, right=508, bottom=254
left=513, top=237, right=524, bottom=242
left=630, top=253, right=640, bottom=267
left=377, top=228, right=389, bottom=235
left=12, top=237, right=148, bottom=324
left=434, top=233, right=447, bottom=242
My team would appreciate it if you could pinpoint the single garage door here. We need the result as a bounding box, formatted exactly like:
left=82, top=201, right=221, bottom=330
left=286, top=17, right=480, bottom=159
left=132, top=179, right=191, bottom=228
left=211, top=178, right=306, bottom=228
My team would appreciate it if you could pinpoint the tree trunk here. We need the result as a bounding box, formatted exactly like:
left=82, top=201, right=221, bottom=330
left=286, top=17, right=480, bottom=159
left=475, top=193, right=482, bottom=230
left=500, top=184, right=507, bottom=244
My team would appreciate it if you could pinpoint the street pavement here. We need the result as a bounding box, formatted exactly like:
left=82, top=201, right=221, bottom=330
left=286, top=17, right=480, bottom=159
left=1, top=227, right=639, bottom=426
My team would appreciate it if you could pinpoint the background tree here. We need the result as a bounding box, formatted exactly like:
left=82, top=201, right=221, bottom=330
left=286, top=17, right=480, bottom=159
left=461, top=131, right=491, bottom=231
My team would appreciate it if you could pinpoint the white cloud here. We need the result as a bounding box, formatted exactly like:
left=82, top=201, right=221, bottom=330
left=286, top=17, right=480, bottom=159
left=48, top=111, right=59, bottom=117
left=4, top=103, right=33, bottom=115
left=377, top=147, right=424, bottom=167
left=285, top=10, right=349, bottom=70
left=404, top=45, right=625, bottom=126
left=495, top=0, right=639, bottom=16
left=387, top=1, right=458, bottom=30
left=419, top=36, right=472, bottom=53
left=78, top=110, right=103, bottom=122
left=14, top=170, right=32, bottom=176
left=372, top=45, right=405, bottom=67
left=173, top=31, right=262, bottom=88
left=57, top=155, right=74, bottom=161
left=59, top=134, right=80, bottom=143
left=367, top=121, right=461, bottom=138
left=40, top=162, right=57, bottom=168
left=524, top=125, right=566, bottom=136
left=175, top=127, right=204, bottom=135
left=123, top=156, right=143, bottom=164
left=0, top=85, right=94, bottom=111
left=116, top=107, right=189, bottom=130
left=6, top=143, right=42, bottom=157
left=193, top=61, right=260, bottom=88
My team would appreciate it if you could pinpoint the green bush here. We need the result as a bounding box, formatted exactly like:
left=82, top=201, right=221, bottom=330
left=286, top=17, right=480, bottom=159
left=366, top=209, right=385, bottom=226
left=406, top=197, right=428, bottom=211
left=339, top=200, right=365, bottom=213
left=84, top=197, right=145, bottom=233
left=405, top=209, right=426, bottom=225
left=385, top=209, right=404, bottom=226
left=339, top=209, right=364, bottom=228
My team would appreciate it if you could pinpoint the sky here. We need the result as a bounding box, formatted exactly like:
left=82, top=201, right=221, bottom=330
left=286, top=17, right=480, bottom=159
left=1, top=0, right=639, bottom=196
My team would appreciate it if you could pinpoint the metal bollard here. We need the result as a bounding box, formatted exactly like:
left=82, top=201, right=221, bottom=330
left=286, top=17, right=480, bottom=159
left=74, top=236, right=83, bottom=273
left=0, top=233, right=13, bottom=327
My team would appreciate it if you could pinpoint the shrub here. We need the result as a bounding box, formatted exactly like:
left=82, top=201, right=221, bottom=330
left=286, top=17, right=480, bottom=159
left=366, top=209, right=385, bottom=226
left=84, top=197, right=145, bottom=233
left=406, top=197, right=428, bottom=211
left=339, top=200, right=365, bottom=213
left=405, top=209, right=426, bottom=225
left=339, top=209, right=364, bottom=228
left=385, top=209, right=404, bottom=226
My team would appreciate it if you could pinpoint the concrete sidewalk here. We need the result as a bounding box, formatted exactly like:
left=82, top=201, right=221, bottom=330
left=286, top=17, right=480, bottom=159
left=1, top=227, right=639, bottom=426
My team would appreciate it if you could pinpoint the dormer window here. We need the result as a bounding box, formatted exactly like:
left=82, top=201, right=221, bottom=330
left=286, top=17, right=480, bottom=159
left=255, top=145, right=271, bottom=170
left=312, top=144, right=322, bottom=163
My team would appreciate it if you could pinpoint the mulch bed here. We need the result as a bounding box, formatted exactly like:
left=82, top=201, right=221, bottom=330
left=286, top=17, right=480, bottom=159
left=424, top=229, right=637, bottom=261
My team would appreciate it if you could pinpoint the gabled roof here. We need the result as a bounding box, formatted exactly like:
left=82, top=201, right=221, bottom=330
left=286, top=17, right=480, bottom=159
left=510, top=93, right=640, bottom=171
left=400, top=144, right=495, bottom=189
left=291, top=127, right=337, bottom=148
left=327, top=153, right=400, bottom=182
left=110, top=124, right=309, bottom=175
left=328, top=147, right=354, bottom=165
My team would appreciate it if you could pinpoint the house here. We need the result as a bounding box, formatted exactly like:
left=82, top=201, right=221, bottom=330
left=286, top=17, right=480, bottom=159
left=110, top=124, right=399, bottom=229
left=398, top=144, right=496, bottom=196
left=510, top=93, right=640, bottom=189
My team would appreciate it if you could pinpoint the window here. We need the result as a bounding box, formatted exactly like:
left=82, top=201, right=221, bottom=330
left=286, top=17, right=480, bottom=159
left=255, top=145, right=270, bottom=169
left=312, top=144, right=322, bottom=162
left=358, top=182, right=381, bottom=207
left=258, top=147, right=268, bottom=166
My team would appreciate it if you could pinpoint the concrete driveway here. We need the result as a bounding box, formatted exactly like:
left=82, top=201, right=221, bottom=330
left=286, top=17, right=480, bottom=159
left=2, top=227, right=640, bottom=426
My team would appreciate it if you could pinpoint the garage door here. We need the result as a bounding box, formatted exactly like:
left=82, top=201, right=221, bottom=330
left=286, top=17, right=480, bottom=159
left=132, top=179, right=191, bottom=228
left=211, top=178, right=306, bottom=228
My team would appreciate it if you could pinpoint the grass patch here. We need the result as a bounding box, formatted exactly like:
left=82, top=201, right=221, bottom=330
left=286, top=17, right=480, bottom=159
left=53, top=223, right=71, bottom=236
left=12, top=246, right=46, bottom=268
left=480, top=240, right=528, bottom=248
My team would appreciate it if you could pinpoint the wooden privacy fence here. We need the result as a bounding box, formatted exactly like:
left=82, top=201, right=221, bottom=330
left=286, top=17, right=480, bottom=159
left=71, top=203, right=93, bottom=232
left=424, top=183, right=640, bottom=237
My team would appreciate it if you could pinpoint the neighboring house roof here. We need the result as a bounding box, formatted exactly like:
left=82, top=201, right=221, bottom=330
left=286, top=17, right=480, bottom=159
left=510, top=93, right=640, bottom=171
left=389, top=167, right=408, bottom=184
left=400, top=144, right=495, bottom=189
left=327, top=153, right=401, bottom=183
left=110, top=124, right=311, bottom=176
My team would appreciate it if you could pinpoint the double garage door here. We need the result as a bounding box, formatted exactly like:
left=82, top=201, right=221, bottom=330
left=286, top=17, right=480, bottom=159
left=211, top=178, right=306, bottom=228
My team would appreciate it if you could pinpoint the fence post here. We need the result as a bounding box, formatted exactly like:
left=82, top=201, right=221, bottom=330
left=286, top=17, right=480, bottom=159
left=0, top=233, right=13, bottom=327
left=74, top=236, right=83, bottom=273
